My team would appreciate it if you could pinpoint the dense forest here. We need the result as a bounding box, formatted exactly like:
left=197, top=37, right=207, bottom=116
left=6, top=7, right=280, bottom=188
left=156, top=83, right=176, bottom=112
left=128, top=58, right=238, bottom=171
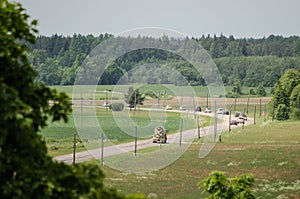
left=27, top=34, right=300, bottom=87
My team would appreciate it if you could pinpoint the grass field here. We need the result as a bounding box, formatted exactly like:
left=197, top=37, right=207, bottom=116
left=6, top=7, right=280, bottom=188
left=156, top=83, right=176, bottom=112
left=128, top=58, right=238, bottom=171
left=41, top=108, right=211, bottom=156
left=51, top=85, right=273, bottom=99
left=84, top=118, right=300, bottom=199
left=42, top=85, right=299, bottom=198
left=42, top=86, right=272, bottom=157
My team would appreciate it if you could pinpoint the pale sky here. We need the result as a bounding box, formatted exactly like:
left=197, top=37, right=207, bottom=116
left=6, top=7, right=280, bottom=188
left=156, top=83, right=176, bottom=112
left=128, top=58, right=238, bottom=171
left=16, top=0, right=300, bottom=38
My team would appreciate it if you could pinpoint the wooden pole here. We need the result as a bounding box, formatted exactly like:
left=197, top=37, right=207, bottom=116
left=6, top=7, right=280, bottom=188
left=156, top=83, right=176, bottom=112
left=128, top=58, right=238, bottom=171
left=106, top=88, right=108, bottom=113
left=134, top=126, right=137, bottom=156
left=157, top=91, right=160, bottom=108
left=229, top=111, right=231, bottom=132
left=206, top=93, right=208, bottom=108
left=234, top=98, right=237, bottom=112
left=259, top=98, right=262, bottom=117
left=264, top=104, right=267, bottom=122
left=179, top=118, right=183, bottom=146
left=72, top=133, right=76, bottom=166
left=254, top=106, right=256, bottom=125
left=214, top=100, right=217, bottom=143
left=192, top=92, right=196, bottom=119
left=272, top=104, right=275, bottom=121
left=197, top=115, right=200, bottom=139
left=163, top=89, right=166, bottom=107
left=246, top=97, right=249, bottom=114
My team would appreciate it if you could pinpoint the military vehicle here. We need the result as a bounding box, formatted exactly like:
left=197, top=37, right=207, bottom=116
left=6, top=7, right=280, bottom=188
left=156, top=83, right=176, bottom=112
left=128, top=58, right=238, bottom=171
left=152, top=126, right=167, bottom=143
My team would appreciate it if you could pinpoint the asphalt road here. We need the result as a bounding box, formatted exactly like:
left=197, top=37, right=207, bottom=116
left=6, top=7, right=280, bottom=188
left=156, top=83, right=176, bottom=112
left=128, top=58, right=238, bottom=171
left=54, top=111, right=252, bottom=165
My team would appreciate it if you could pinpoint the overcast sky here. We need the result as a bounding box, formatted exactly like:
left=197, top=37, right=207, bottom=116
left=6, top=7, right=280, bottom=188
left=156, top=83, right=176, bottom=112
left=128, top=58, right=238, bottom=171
left=16, top=0, right=300, bottom=38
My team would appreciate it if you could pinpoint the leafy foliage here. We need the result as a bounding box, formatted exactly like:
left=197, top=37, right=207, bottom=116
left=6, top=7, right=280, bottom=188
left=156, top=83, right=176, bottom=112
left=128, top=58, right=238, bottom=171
left=232, top=79, right=242, bottom=95
left=124, top=87, right=145, bottom=107
left=199, top=171, right=255, bottom=199
left=274, top=104, right=290, bottom=121
left=256, top=84, right=267, bottom=96
left=272, top=68, right=300, bottom=120
left=26, top=33, right=300, bottom=87
left=0, top=1, right=145, bottom=198
left=289, top=84, right=300, bottom=119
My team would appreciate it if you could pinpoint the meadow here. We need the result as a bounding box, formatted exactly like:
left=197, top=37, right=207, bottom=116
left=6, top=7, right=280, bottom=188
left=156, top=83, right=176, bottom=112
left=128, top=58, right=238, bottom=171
left=95, top=118, right=300, bottom=199
left=51, top=85, right=273, bottom=99
left=41, top=107, right=211, bottom=156
left=42, top=85, right=272, bottom=156
left=40, top=85, right=300, bottom=198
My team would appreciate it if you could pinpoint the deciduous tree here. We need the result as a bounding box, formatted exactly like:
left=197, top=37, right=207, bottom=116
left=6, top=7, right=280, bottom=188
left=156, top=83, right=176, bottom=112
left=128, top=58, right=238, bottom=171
left=199, top=171, right=255, bottom=199
left=0, top=1, right=144, bottom=198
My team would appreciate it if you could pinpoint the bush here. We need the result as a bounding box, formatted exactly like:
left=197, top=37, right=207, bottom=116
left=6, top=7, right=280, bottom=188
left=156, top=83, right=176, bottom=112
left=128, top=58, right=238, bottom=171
left=290, top=108, right=300, bottom=120
left=144, top=90, right=158, bottom=99
left=275, top=104, right=289, bottom=120
left=226, top=92, right=239, bottom=98
left=199, top=171, right=255, bottom=199
left=256, top=84, right=267, bottom=96
left=110, top=103, right=124, bottom=111
left=249, top=88, right=256, bottom=95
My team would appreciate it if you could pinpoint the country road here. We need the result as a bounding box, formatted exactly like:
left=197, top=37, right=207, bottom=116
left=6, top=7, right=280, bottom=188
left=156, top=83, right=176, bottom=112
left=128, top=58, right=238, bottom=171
left=54, top=110, right=253, bottom=165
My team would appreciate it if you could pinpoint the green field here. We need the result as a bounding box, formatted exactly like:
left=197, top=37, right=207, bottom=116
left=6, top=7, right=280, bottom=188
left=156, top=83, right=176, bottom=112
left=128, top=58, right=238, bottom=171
left=42, top=85, right=299, bottom=198
left=85, top=118, right=300, bottom=199
left=42, top=85, right=272, bottom=156
left=41, top=108, right=211, bottom=156
left=51, top=85, right=273, bottom=99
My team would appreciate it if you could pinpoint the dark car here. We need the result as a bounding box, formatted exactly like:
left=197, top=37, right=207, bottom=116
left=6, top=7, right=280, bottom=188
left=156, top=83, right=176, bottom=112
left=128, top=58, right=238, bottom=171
left=195, top=106, right=202, bottom=112
left=222, top=110, right=229, bottom=115
left=230, top=120, right=238, bottom=125
left=239, top=113, right=247, bottom=121
left=234, top=112, right=241, bottom=117
left=128, top=104, right=135, bottom=108
left=204, top=107, right=212, bottom=113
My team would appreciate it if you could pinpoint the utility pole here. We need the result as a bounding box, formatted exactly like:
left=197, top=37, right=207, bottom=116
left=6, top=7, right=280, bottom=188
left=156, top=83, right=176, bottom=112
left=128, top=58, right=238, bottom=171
left=106, top=88, right=108, bottom=113
left=246, top=97, right=249, bottom=114
left=272, top=104, right=275, bottom=121
left=264, top=104, right=267, bottom=122
left=72, top=133, right=76, bottom=166
left=179, top=118, right=183, bottom=146
left=157, top=91, right=160, bottom=108
left=229, top=111, right=231, bottom=132
left=192, top=92, right=196, bottom=119
left=214, top=100, right=217, bottom=143
left=163, top=89, right=166, bottom=107
left=206, top=93, right=208, bottom=108
left=101, top=131, right=104, bottom=166
left=197, top=115, right=200, bottom=139
left=259, top=98, right=262, bottom=117
left=134, top=91, right=138, bottom=155
left=234, top=98, right=237, bottom=112
left=254, top=106, right=256, bottom=125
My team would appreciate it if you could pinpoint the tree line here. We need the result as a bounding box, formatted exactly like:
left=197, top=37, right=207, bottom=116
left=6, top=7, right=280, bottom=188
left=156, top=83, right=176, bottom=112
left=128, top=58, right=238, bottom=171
left=272, top=68, right=300, bottom=120
left=27, top=33, right=300, bottom=87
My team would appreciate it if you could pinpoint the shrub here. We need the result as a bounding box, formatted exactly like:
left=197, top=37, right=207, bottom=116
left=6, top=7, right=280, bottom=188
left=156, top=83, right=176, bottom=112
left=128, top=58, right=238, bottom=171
left=275, top=104, right=289, bottom=120
left=249, top=88, right=256, bottom=95
left=199, top=171, right=255, bottom=199
left=144, top=90, right=158, bottom=99
left=256, top=84, right=267, bottom=96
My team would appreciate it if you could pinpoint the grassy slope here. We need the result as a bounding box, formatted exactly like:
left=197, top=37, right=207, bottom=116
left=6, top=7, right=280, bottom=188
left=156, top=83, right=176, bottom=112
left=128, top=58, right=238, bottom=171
left=97, top=119, right=300, bottom=199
